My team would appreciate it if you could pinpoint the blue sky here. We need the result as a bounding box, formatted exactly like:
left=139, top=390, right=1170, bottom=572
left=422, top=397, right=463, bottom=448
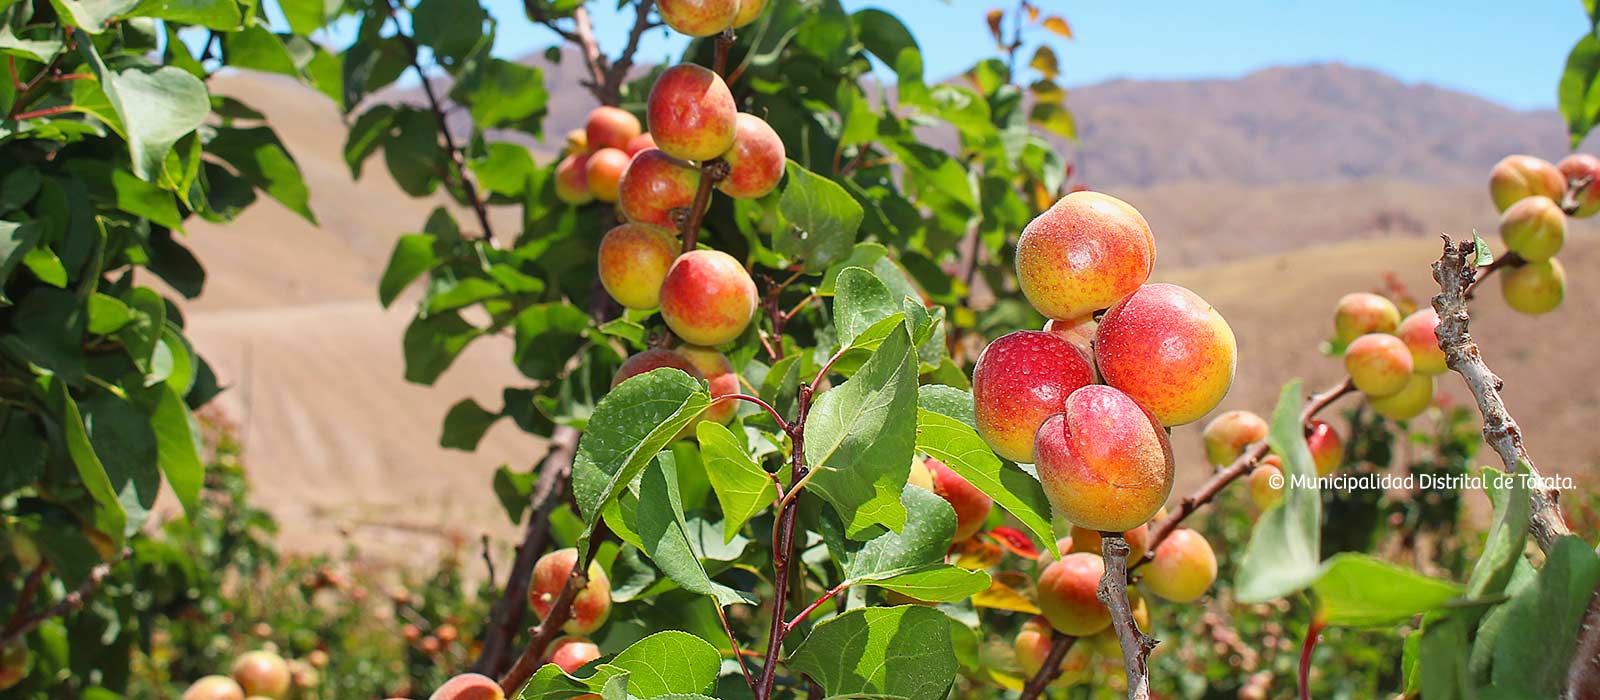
left=468, top=0, right=1592, bottom=111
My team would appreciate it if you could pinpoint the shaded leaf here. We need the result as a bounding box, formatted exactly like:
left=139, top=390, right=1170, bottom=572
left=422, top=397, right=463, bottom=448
left=788, top=606, right=958, bottom=700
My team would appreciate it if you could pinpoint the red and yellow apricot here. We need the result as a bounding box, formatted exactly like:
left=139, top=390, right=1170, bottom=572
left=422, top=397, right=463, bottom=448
left=647, top=64, right=737, bottom=162
left=1489, top=154, right=1565, bottom=212
left=1369, top=373, right=1434, bottom=422
left=230, top=651, right=290, bottom=699
left=584, top=147, right=633, bottom=203
left=1305, top=420, right=1345, bottom=477
left=529, top=548, right=612, bottom=635
left=1014, top=616, right=1094, bottom=681
left=564, top=128, right=587, bottom=154
left=1344, top=333, right=1413, bottom=398
left=1034, top=385, right=1174, bottom=532
left=1558, top=153, right=1600, bottom=217
left=719, top=114, right=786, bottom=199
left=1249, top=456, right=1284, bottom=510
left=184, top=676, right=245, bottom=700
left=971, top=330, right=1094, bottom=463
left=1499, top=195, right=1565, bottom=262
left=1041, top=315, right=1096, bottom=357
left=548, top=637, right=602, bottom=673
left=598, top=223, right=678, bottom=310
left=910, top=457, right=993, bottom=541
left=625, top=132, right=657, bottom=157
left=659, top=250, right=759, bottom=346
left=731, top=0, right=767, bottom=27
left=428, top=673, right=504, bottom=700
left=657, top=0, right=739, bottom=36
left=1036, top=553, right=1110, bottom=636
left=675, top=344, right=739, bottom=425
left=554, top=154, right=592, bottom=205
left=585, top=106, right=642, bottom=153
left=1141, top=528, right=1217, bottom=603
left=1068, top=522, right=1150, bottom=563
left=1395, top=308, right=1447, bottom=375
left=1095, top=283, right=1237, bottom=426
left=613, top=348, right=703, bottom=388
left=1501, top=258, right=1566, bottom=315
left=618, top=148, right=702, bottom=228
left=1201, top=409, right=1268, bottom=467
left=1332, top=292, right=1400, bottom=344
left=1015, top=191, right=1155, bottom=322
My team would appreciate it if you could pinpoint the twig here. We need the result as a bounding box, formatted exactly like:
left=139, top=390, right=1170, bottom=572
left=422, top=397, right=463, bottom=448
left=480, top=535, right=497, bottom=596
left=1297, top=613, right=1324, bottom=700
left=600, top=0, right=658, bottom=104
left=0, top=553, right=121, bottom=647
left=1462, top=251, right=1523, bottom=300
left=783, top=582, right=846, bottom=634
left=725, top=393, right=789, bottom=430
left=715, top=602, right=757, bottom=692
left=1098, top=534, right=1155, bottom=700
left=1133, top=377, right=1356, bottom=572
left=755, top=385, right=812, bottom=700
left=1430, top=237, right=1570, bottom=553
left=1017, top=632, right=1077, bottom=700
left=1566, top=582, right=1600, bottom=699
left=2, top=564, right=47, bottom=633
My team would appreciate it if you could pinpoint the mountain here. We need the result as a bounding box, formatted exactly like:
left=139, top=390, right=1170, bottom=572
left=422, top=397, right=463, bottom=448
left=179, top=63, right=1598, bottom=562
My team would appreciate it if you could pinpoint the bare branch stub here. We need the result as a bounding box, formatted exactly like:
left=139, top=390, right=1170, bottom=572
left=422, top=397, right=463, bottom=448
left=1098, top=534, right=1156, bottom=700
left=1429, top=237, right=1569, bottom=553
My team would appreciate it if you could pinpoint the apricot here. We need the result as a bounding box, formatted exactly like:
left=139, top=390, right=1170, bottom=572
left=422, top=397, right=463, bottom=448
left=597, top=223, right=678, bottom=310
left=718, top=113, right=786, bottom=199
left=730, top=0, right=766, bottom=27
left=548, top=637, right=602, bottom=673
left=1201, top=409, right=1268, bottom=467
left=184, top=675, right=245, bottom=700
left=675, top=344, right=739, bottom=425
left=428, top=673, right=504, bottom=700
left=659, top=249, right=758, bottom=346
left=1370, top=373, right=1433, bottom=422
left=1343, top=333, right=1413, bottom=398
left=529, top=548, right=612, bottom=635
left=908, top=456, right=934, bottom=490
left=1558, top=153, right=1600, bottom=217
left=584, top=147, right=632, bottom=203
left=625, top=132, right=657, bottom=156
left=648, top=64, right=737, bottom=162
left=1305, top=420, right=1345, bottom=477
left=1041, top=315, right=1096, bottom=356
left=657, top=0, right=739, bottom=36
left=1014, top=616, right=1094, bottom=681
left=1034, top=385, right=1175, bottom=532
left=1501, top=258, right=1566, bottom=315
left=617, top=148, right=702, bottom=228
left=230, top=650, right=290, bottom=699
left=1332, top=292, right=1400, bottom=344
left=554, top=153, right=592, bottom=205
left=1499, top=195, right=1565, bottom=262
left=564, top=128, right=587, bottom=154
left=911, top=457, right=993, bottom=541
left=0, top=642, right=26, bottom=691
left=1489, top=154, right=1565, bottom=212
left=1016, top=191, right=1154, bottom=321
left=613, top=348, right=702, bottom=388
left=1095, top=283, right=1237, bottom=426
left=971, top=330, right=1095, bottom=463
left=1036, top=553, right=1111, bottom=636
left=1249, top=458, right=1284, bottom=510
left=1141, top=528, right=1217, bottom=603
left=1069, top=522, right=1150, bottom=563
left=585, top=106, right=642, bottom=153
left=1395, top=308, right=1447, bottom=375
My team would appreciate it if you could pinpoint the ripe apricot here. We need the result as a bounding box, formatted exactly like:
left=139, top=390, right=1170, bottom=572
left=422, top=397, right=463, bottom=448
left=554, top=154, right=591, bottom=205
left=1141, top=528, right=1217, bottom=603
left=0, top=643, right=25, bottom=691
left=529, top=548, right=611, bottom=635
left=971, top=330, right=1094, bottom=463
left=675, top=344, right=739, bottom=425
left=1036, top=553, right=1111, bottom=636
left=1015, top=191, right=1154, bottom=322
left=1332, top=292, right=1400, bottom=344
left=1095, top=283, right=1237, bottom=426
left=1370, top=373, right=1433, bottom=422
left=548, top=637, right=602, bottom=673
left=618, top=148, right=701, bottom=229
left=1069, top=522, right=1150, bottom=564
left=1201, top=409, right=1268, bottom=466
left=1041, top=315, right=1096, bottom=356
left=1014, top=616, right=1094, bottom=681
left=625, top=132, right=656, bottom=156
left=1249, top=458, right=1284, bottom=510
left=613, top=348, right=702, bottom=388
left=659, top=250, right=758, bottom=346
left=657, top=0, right=739, bottom=36
left=731, top=0, right=766, bottom=27
left=585, top=106, right=641, bottom=153
left=584, top=148, right=632, bottom=203
left=184, top=675, right=245, bottom=700
left=230, top=650, right=290, bottom=699
left=911, top=457, right=993, bottom=541
left=648, top=64, right=737, bottom=162
left=1501, top=258, right=1566, bottom=315
left=1395, top=308, right=1447, bottom=375
left=1344, top=333, right=1413, bottom=398
left=597, top=223, right=678, bottom=310
left=1499, top=195, right=1565, bottom=262
left=1489, top=154, right=1565, bottom=212
left=1034, top=385, right=1174, bottom=532
left=428, top=673, right=504, bottom=700
left=1305, top=420, right=1344, bottom=477
left=1558, top=153, right=1600, bottom=217
left=719, top=114, right=786, bottom=199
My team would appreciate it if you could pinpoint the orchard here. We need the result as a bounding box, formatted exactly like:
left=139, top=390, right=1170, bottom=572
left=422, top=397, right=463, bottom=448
left=2, top=1, right=1600, bottom=700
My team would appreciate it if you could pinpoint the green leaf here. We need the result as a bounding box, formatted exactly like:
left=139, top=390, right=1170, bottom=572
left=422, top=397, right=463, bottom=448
left=384, top=108, right=443, bottom=196
left=852, top=8, right=918, bottom=69
left=695, top=421, right=776, bottom=544
left=599, top=631, right=721, bottom=697
left=50, top=0, right=140, bottom=33
left=86, top=293, right=133, bottom=334
left=1464, top=466, right=1529, bottom=611
left=855, top=564, right=992, bottom=603
left=111, top=168, right=181, bottom=229
left=340, top=36, right=409, bottom=110
left=635, top=453, right=752, bottom=606
left=914, top=408, right=1056, bottom=558
left=470, top=142, right=536, bottom=197
left=131, top=0, right=242, bottom=30
left=441, top=398, right=500, bottom=450
left=833, top=485, right=956, bottom=581
left=1235, top=380, right=1322, bottom=603
left=401, top=311, right=482, bottom=384
left=804, top=323, right=917, bottom=537
left=493, top=464, right=536, bottom=525
left=50, top=380, right=127, bottom=538
left=832, top=266, right=897, bottom=347
left=224, top=24, right=298, bottom=76
left=412, top=0, right=487, bottom=63
left=118, top=287, right=167, bottom=376
left=345, top=105, right=397, bottom=178
left=426, top=277, right=504, bottom=313
left=0, top=220, right=41, bottom=304
left=570, top=369, right=709, bottom=551
left=1484, top=536, right=1600, bottom=695
left=512, top=303, right=589, bottom=381
left=279, top=0, right=329, bottom=34
left=21, top=247, right=66, bottom=288
left=777, top=160, right=862, bottom=273
left=917, top=384, right=974, bottom=428
left=1311, top=554, right=1463, bottom=627
left=206, top=126, right=315, bottom=223
left=512, top=663, right=590, bottom=700
left=451, top=58, right=548, bottom=132
left=377, top=233, right=440, bottom=307
left=81, top=38, right=210, bottom=181
left=147, top=383, right=203, bottom=516
left=788, top=606, right=958, bottom=700
left=1472, top=231, right=1495, bottom=267
left=0, top=166, right=42, bottom=213
left=1419, top=615, right=1473, bottom=700
left=1561, top=32, right=1600, bottom=148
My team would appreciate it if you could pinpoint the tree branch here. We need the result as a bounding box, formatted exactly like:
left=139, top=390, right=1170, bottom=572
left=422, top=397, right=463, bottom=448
left=1462, top=251, right=1523, bottom=300
left=755, top=384, right=811, bottom=700
left=1098, top=534, right=1156, bottom=700
left=1017, top=633, right=1077, bottom=700
left=600, top=0, right=658, bottom=103
left=498, top=528, right=606, bottom=693
left=0, top=553, right=120, bottom=647
left=1430, top=237, right=1570, bottom=553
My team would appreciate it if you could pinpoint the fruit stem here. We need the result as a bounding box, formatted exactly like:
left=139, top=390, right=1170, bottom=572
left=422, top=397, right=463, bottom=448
left=725, top=393, right=789, bottom=430
left=783, top=582, right=847, bottom=634
left=1097, top=534, right=1156, bottom=700
left=1017, top=632, right=1077, bottom=700
left=0, top=551, right=120, bottom=647
left=1297, top=613, right=1324, bottom=700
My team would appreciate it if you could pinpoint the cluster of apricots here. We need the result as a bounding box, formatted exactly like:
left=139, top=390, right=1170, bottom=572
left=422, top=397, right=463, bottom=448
left=1202, top=408, right=1346, bottom=512
left=964, top=191, right=1234, bottom=659
left=181, top=649, right=319, bottom=700
left=1485, top=153, right=1597, bottom=314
